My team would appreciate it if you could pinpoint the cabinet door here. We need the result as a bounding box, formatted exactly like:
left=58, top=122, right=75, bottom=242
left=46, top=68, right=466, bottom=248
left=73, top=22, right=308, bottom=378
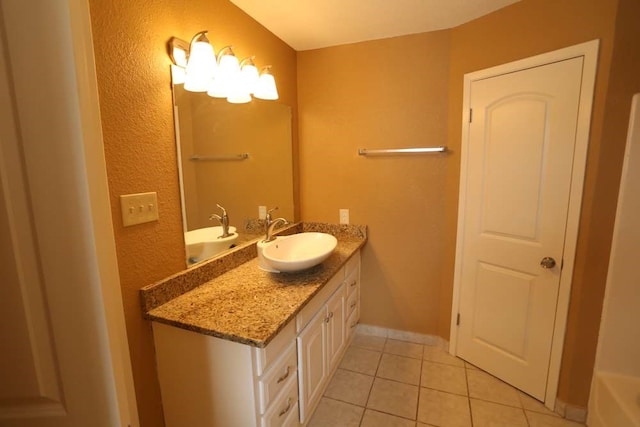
left=326, top=285, right=346, bottom=372
left=297, top=308, right=327, bottom=424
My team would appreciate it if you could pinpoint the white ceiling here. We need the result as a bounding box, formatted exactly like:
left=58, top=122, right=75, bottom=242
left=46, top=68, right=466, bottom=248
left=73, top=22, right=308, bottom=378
left=229, top=0, right=520, bottom=51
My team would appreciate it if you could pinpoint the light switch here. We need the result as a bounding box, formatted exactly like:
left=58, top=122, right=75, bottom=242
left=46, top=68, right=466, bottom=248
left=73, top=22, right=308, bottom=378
left=120, top=192, right=159, bottom=226
left=339, top=209, right=349, bottom=225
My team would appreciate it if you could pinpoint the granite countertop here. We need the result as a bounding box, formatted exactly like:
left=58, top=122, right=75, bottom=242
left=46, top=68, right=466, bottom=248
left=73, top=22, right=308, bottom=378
left=143, top=223, right=366, bottom=348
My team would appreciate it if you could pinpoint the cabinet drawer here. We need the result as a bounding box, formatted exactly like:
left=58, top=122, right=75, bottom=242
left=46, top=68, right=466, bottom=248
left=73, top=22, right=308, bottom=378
left=296, top=268, right=344, bottom=333
left=346, top=287, right=358, bottom=318
left=261, top=373, right=299, bottom=427
left=345, top=267, right=359, bottom=298
left=346, top=306, right=359, bottom=341
left=344, top=251, right=360, bottom=277
left=258, top=343, right=298, bottom=414
left=254, top=320, right=296, bottom=376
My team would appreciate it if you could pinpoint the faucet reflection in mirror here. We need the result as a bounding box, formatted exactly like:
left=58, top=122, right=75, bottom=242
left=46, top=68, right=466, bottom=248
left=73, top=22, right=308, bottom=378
left=168, top=31, right=279, bottom=103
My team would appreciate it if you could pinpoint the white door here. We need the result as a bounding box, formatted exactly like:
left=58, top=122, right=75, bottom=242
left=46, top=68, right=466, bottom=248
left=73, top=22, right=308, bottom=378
left=0, top=1, right=137, bottom=425
left=456, top=57, right=584, bottom=400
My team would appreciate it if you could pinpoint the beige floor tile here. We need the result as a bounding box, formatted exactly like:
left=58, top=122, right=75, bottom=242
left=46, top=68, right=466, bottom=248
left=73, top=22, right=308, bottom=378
left=308, top=397, right=364, bottom=427
left=339, top=346, right=381, bottom=376
left=420, top=361, right=467, bottom=396
left=466, top=369, right=521, bottom=407
left=377, top=353, right=422, bottom=385
left=526, top=411, right=586, bottom=427
left=324, top=368, right=374, bottom=406
left=384, top=339, right=424, bottom=359
left=352, top=334, right=387, bottom=351
left=423, top=346, right=465, bottom=367
left=470, top=399, right=528, bottom=427
left=361, top=409, right=416, bottom=427
left=465, top=361, right=479, bottom=370
left=519, top=391, right=559, bottom=416
left=417, top=388, right=471, bottom=427
left=367, top=377, right=419, bottom=420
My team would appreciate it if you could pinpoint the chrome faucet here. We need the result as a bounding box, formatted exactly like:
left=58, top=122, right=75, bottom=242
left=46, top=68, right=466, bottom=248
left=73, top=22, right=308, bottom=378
left=209, top=204, right=232, bottom=238
left=263, top=206, right=288, bottom=243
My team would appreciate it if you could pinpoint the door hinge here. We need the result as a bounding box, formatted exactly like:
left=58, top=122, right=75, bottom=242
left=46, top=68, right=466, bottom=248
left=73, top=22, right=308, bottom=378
left=456, top=313, right=461, bottom=326
left=469, top=108, right=473, bottom=123
left=561, top=258, right=564, bottom=271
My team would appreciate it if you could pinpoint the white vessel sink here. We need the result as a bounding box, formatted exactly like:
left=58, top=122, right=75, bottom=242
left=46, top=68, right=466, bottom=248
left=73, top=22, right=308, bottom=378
left=261, top=232, right=338, bottom=273
left=185, top=226, right=238, bottom=264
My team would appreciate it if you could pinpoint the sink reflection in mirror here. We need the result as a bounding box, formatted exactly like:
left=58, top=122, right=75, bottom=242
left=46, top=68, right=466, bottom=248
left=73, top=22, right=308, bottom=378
left=172, top=81, right=295, bottom=266
left=185, top=226, right=238, bottom=265
left=257, top=232, right=338, bottom=273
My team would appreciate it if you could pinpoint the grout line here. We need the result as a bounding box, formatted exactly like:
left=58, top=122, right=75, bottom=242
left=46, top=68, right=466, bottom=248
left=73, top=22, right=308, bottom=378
left=361, top=337, right=385, bottom=414
left=416, top=343, right=425, bottom=423
left=465, top=361, right=474, bottom=427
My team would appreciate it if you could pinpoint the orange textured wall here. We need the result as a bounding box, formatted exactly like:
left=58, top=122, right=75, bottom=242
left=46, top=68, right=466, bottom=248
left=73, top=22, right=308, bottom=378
left=87, top=0, right=297, bottom=425
left=298, top=0, right=637, bottom=410
left=298, top=31, right=452, bottom=334
left=445, top=0, right=635, bottom=408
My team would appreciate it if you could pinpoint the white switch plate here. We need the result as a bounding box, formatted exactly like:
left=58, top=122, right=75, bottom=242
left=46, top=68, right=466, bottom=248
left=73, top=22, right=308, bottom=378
left=258, top=205, right=267, bottom=220
left=120, top=192, right=159, bottom=226
left=339, top=209, right=349, bottom=225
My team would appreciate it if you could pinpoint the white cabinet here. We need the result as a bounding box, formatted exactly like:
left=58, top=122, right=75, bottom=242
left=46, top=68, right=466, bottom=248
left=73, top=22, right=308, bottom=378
left=153, top=249, right=361, bottom=427
left=152, top=320, right=298, bottom=427
left=297, top=251, right=360, bottom=424
left=297, top=284, right=346, bottom=423
left=344, top=256, right=361, bottom=341
left=297, top=306, right=328, bottom=422
left=326, top=285, right=346, bottom=372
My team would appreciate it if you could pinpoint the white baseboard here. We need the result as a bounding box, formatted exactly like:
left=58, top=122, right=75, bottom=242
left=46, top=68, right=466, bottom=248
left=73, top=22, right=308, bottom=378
left=554, top=398, right=588, bottom=423
left=355, top=324, right=449, bottom=351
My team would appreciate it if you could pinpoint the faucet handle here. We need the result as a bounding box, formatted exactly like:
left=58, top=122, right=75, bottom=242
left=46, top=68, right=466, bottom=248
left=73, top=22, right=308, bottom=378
left=266, top=206, right=278, bottom=222
left=216, top=204, right=227, bottom=217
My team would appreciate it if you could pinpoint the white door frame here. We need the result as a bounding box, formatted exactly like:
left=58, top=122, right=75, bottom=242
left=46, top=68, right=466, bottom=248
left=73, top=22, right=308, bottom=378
left=449, top=40, right=599, bottom=409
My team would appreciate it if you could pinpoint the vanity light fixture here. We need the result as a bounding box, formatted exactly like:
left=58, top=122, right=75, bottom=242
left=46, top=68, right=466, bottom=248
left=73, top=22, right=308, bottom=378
left=168, top=32, right=279, bottom=103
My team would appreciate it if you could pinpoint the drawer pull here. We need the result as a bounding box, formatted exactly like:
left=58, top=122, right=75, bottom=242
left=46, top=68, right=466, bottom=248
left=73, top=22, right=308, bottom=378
left=276, top=366, right=291, bottom=384
left=349, top=280, right=357, bottom=288
left=279, top=397, right=292, bottom=417
left=349, top=302, right=357, bottom=310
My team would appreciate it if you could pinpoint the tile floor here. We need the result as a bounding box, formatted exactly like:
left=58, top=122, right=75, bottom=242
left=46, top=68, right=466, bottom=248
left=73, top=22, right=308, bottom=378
left=307, top=333, right=586, bottom=427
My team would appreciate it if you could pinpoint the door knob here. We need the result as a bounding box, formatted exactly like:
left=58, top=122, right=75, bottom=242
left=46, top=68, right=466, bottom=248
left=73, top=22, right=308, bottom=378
left=540, top=257, right=556, bottom=269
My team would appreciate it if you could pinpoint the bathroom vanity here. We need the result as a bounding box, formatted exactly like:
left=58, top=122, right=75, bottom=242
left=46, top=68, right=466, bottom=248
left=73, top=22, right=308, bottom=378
left=142, top=223, right=365, bottom=427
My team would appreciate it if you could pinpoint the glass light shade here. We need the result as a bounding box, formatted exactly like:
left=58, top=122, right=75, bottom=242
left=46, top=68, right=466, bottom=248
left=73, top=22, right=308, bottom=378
left=218, top=52, right=240, bottom=75
left=226, top=67, right=251, bottom=103
left=254, top=69, right=279, bottom=100
left=184, top=38, right=216, bottom=92
left=172, top=47, right=188, bottom=68
left=207, top=78, right=227, bottom=98
left=207, top=47, right=240, bottom=98
left=239, top=57, right=260, bottom=95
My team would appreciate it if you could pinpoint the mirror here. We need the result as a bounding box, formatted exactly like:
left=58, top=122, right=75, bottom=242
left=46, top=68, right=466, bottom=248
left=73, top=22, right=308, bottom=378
left=172, top=84, right=295, bottom=265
